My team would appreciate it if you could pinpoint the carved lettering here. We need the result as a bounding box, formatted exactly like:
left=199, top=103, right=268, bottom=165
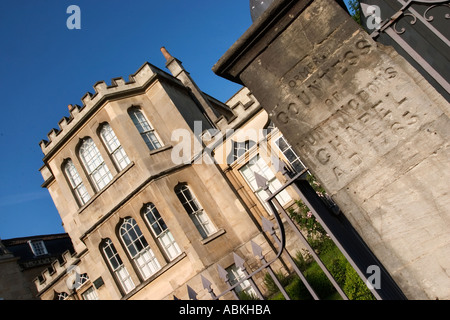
left=316, top=148, right=331, bottom=164
left=277, top=47, right=423, bottom=184
left=333, top=167, right=345, bottom=181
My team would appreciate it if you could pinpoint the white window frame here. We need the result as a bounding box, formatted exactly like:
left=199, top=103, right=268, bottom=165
left=227, top=265, right=257, bottom=298
left=79, top=137, right=113, bottom=192
left=233, top=140, right=256, bottom=163
left=99, top=123, right=130, bottom=171
left=81, top=286, right=99, bottom=300
left=28, top=240, right=48, bottom=256
left=239, top=155, right=292, bottom=213
left=128, top=108, right=163, bottom=151
left=55, top=292, right=69, bottom=300
left=175, top=184, right=216, bottom=239
left=275, top=135, right=306, bottom=174
left=143, top=203, right=182, bottom=261
left=102, top=239, right=135, bottom=294
left=120, top=218, right=161, bottom=280
left=64, top=159, right=91, bottom=206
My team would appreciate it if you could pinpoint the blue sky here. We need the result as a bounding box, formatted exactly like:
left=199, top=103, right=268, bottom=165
left=0, top=1, right=353, bottom=240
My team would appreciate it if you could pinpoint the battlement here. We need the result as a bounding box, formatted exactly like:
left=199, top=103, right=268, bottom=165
left=39, top=62, right=162, bottom=157
left=215, top=87, right=261, bottom=131
left=33, top=250, right=78, bottom=294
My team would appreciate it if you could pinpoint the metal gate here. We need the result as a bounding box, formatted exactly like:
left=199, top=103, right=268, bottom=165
left=362, top=0, right=450, bottom=100
left=180, top=161, right=406, bottom=300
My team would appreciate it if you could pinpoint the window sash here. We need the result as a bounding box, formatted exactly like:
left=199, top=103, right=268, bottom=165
left=29, top=240, right=47, bottom=256
left=82, top=287, right=99, bottom=300
left=191, top=209, right=216, bottom=239
left=275, top=136, right=306, bottom=173
left=240, top=155, right=292, bottom=213
left=64, top=160, right=91, bottom=205
left=115, top=265, right=135, bottom=293
left=100, top=124, right=130, bottom=171
left=227, top=265, right=257, bottom=297
left=175, top=186, right=216, bottom=238
left=79, top=138, right=113, bottom=191
left=120, top=218, right=161, bottom=279
left=103, top=239, right=136, bottom=294
left=134, top=248, right=161, bottom=280
left=143, top=204, right=182, bottom=261
left=129, top=109, right=162, bottom=151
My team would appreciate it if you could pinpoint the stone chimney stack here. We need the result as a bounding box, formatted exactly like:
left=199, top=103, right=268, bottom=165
left=161, top=47, right=218, bottom=127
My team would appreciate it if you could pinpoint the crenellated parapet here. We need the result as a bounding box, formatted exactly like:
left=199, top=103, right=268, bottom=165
left=39, top=62, right=166, bottom=157
left=33, top=250, right=78, bottom=294
left=215, top=87, right=261, bottom=132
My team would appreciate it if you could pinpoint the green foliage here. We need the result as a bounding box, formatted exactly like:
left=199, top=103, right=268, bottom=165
left=237, top=290, right=259, bottom=300
left=263, top=271, right=290, bottom=296
left=347, top=0, right=362, bottom=25
left=264, top=172, right=375, bottom=300
left=343, top=262, right=376, bottom=300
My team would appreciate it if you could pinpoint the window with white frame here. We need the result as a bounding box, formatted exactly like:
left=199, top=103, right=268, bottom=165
left=128, top=108, right=162, bottom=151
left=99, top=123, right=130, bottom=171
left=227, top=140, right=256, bottom=164
left=120, top=218, right=161, bottom=280
left=226, top=265, right=257, bottom=298
left=275, top=136, right=306, bottom=174
left=239, top=155, right=292, bottom=213
left=74, top=273, right=89, bottom=289
left=28, top=240, right=48, bottom=256
left=82, top=286, right=99, bottom=300
left=175, top=184, right=216, bottom=239
left=79, top=137, right=113, bottom=191
left=54, top=291, right=69, bottom=300
left=143, top=203, right=181, bottom=261
left=64, top=159, right=91, bottom=206
left=102, top=239, right=136, bottom=294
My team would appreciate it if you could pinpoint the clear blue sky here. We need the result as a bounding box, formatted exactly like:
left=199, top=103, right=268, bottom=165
left=0, top=1, right=354, bottom=240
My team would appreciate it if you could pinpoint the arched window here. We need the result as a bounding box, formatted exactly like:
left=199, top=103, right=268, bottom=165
left=54, top=291, right=69, bottom=300
left=175, top=184, right=216, bottom=239
left=79, top=137, right=113, bottom=191
left=143, top=203, right=181, bottom=261
left=102, top=239, right=135, bottom=294
left=63, top=159, right=91, bottom=205
left=99, top=123, right=130, bottom=171
left=128, top=108, right=162, bottom=151
left=119, top=218, right=161, bottom=280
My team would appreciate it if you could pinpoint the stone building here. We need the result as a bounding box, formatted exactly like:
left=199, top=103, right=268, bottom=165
left=0, top=234, right=74, bottom=300
left=36, top=48, right=305, bottom=300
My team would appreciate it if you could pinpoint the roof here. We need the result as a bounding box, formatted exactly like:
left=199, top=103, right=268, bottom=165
left=2, top=233, right=75, bottom=269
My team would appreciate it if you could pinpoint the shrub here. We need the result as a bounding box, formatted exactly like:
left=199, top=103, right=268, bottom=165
left=343, top=263, right=376, bottom=300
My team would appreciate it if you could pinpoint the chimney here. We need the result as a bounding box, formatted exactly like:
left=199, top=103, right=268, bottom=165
left=160, top=47, right=218, bottom=127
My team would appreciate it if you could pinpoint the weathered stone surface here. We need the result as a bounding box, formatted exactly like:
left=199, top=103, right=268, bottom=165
left=214, top=0, right=450, bottom=299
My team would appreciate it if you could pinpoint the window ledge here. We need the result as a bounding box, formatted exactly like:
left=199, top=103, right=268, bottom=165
left=200, top=229, right=226, bottom=245
left=149, top=144, right=173, bottom=156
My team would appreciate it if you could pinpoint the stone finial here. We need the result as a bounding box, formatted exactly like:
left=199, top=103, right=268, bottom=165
left=161, top=47, right=173, bottom=62
left=250, top=0, right=275, bottom=22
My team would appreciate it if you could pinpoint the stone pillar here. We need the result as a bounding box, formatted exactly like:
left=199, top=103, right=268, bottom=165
left=214, top=0, right=450, bottom=299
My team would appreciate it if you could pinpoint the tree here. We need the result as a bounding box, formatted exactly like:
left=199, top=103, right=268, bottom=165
left=347, top=0, right=362, bottom=25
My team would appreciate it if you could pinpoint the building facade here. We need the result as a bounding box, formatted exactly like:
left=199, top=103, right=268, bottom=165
left=0, top=234, right=73, bottom=300
left=36, top=49, right=306, bottom=300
